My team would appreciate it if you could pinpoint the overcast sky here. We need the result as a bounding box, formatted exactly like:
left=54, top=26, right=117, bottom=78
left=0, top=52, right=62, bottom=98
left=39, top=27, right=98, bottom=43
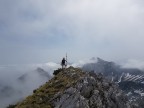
left=0, top=0, right=144, bottom=65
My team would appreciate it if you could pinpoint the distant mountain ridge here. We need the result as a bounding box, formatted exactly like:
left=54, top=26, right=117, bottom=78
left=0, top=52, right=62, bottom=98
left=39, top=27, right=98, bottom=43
left=83, top=58, right=144, bottom=82
left=82, top=58, right=144, bottom=107
left=18, top=67, right=51, bottom=82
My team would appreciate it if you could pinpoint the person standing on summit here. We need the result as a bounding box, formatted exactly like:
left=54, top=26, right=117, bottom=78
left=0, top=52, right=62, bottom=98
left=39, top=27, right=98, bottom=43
left=61, top=57, right=67, bottom=69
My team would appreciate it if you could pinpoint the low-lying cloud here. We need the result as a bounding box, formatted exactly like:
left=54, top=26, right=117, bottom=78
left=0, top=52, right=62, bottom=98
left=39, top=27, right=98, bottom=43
left=0, top=62, right=60, bottom=108
left=122, top=59, right=144, bottom=70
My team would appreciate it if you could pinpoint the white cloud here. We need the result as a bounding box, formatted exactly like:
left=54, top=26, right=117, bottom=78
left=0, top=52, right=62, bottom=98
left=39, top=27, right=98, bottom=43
left=0, top=61, right=60, bottom=107
left=122, top=59, right=144, bottom=70
left=71, top=58, right=97, bottom=67
left=1, top=0, right=144, bottom=38
left=0, top=0, right=144, bottom=65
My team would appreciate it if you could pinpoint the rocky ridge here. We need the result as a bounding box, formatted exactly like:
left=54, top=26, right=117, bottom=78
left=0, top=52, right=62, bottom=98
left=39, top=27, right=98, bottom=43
left=13, top=67, right=132, bottom=108
left=82, top=58, right=144, bottom=107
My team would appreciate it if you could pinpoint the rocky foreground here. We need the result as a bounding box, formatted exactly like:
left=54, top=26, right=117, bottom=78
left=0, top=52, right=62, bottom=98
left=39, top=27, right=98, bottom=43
left=10, top=67, right=134, bottom=108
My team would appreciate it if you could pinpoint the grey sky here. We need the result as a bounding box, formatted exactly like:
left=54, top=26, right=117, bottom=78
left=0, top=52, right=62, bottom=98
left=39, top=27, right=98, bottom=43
left=0, top=0, right=144, bottom=65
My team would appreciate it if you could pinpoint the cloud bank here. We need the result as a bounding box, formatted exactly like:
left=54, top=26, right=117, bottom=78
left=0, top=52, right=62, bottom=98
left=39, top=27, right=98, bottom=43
left=0, top=0, right=144, bottom=64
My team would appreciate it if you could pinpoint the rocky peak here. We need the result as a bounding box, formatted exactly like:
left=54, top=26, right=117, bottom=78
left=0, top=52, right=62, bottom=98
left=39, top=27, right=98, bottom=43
left=97, top=58, right=116, bottom=68
left=14, top=67, right=132, bottom=108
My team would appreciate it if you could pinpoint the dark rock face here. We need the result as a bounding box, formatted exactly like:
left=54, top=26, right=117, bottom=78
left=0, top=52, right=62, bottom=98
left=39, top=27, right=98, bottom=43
left=119, top=81, right=144, bottom=107
left=82, top=58, right=144, bottom=82
left=51, top=70, right=131, bottom=108
left=82, top=58, right=122, bottom=82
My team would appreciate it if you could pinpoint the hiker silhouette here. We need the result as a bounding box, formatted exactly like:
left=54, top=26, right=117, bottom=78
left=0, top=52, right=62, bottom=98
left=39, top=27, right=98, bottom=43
left=61, top=58, right=67, bottom=69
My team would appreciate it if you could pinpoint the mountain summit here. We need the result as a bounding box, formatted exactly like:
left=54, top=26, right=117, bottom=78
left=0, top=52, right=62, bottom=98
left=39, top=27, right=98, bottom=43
left=12, top=67, right=132, bottom=108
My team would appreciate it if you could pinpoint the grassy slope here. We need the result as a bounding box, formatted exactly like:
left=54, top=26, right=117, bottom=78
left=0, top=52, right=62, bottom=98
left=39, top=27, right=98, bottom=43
left=15, top=67, right=84, bottom=108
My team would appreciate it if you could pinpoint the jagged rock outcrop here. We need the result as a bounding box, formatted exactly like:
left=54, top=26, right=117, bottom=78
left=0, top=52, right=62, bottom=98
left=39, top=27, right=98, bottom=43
left=14, top=67, right=132, bottom=108
left=82, top=58, right=144, bottom=107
